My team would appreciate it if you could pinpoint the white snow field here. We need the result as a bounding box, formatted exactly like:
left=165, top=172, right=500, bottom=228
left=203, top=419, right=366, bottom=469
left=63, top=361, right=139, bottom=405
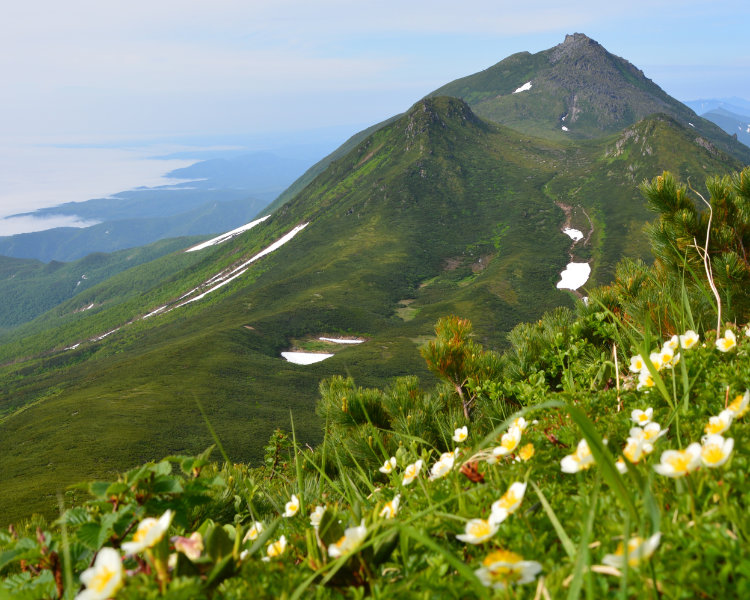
left=281, top=352, right=334, bottom=365
left=556, top=262, right=591, bottom=291
left=186, top=215, right=270, bottom=252
left=562, top=227, right=583, bottom=242
left=513, top=81, right=532, bottom=93
left=319, top=337, right=364, bottom=344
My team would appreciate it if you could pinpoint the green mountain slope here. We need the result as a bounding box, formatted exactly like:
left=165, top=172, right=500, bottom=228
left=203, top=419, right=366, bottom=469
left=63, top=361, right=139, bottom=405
left=0, top=237, right=205, bottom=331
left=0, top=97, right=741, bottom=522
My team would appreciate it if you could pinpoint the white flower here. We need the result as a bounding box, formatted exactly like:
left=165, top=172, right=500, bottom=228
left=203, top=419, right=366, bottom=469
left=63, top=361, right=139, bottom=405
left=561, top=439, right=595, bottom=473
left=659, top=346, right=677, bottom=369
left=429, top=452, right=455, bottom=480
left=283, top=494, right=300, bottom=518
left=310, top=505, right=326, bottom=530
left=700, top=434, right=734, bottom=468
left=648, top=351, right=664, bottom=371
left=378, top=457, right=397, bottom=474
left=491, top=482, right=527, bottom=516
left=631, top=408, right=653, bottom=426
left=727, top=390, right=750, bottom=419
left=623, top=437, right=650, bottom=464
left=261, top=535, right=287, bottom=561
left=488, top=426, right=522, bottom=462
left=511, top=417, right=529, bottom=432
left=453, top=426, right=468, bottom=443
left=402, top=460, right=423, bottom=485
left=456, top=518, right=499, bottom=544
left=243, top=521, right=264, bottom=543
left=379, top=495, right=400, bottom=519
left=664, top=335, right=679, bottom=351
left=615, top=458, right=628, bottom=474
left=705, top=409, right=734, bottom=436
left=328, top=520, right=367, bottom=558
left=716, top=329, right=737, bottom=352
left=637, top=370, right=655, bottom=390
left=629, top=354, right=645, bottom=373
left=76, top=547, right=124, bottom=600
left=630, top=423, right=666, bottom=445
left=602, top=533, right=661, bottom=568
left=653, top=444, right=701, bottom=477
left=679, top=330, right=699, bottom=349
left=121, top=510, right=173, bottom=556
left=474, top=549, right=542, bottom=589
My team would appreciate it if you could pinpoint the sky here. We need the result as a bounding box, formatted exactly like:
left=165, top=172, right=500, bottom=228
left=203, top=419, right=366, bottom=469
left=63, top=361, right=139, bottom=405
left=0, top=0, right=748, bottom=231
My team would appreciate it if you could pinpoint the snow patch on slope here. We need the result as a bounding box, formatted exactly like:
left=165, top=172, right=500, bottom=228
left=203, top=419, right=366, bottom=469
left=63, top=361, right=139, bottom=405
left=171, top=223, right=310, bottom=309
left=319, top=337, right=364, bottom=344
left=557, top=262, right=591, bottom=291
left=513, top=81, right=532, bottom=93
left=281, top=352, right=334, bottom=365
left=63, top=222, right=310, bottom=352
left=563, top=228, right=583, bottom=242
left=186, top=215, right=270, bottom=252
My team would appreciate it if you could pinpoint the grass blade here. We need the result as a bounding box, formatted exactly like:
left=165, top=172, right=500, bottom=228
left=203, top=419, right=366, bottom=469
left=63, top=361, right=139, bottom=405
left=530, top=479, right=576, bottom=560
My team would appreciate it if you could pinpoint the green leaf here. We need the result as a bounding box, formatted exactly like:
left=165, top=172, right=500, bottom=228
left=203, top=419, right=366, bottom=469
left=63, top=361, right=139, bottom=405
left=317, top=508, right=345, bottom=548
left=205, top=524, right=233, bottom=561
left=0, top=539, right=40, bottom=573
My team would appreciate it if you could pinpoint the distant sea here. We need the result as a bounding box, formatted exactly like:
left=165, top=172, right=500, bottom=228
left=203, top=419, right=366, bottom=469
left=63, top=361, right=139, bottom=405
left=0, top=140, right=199, bottom=236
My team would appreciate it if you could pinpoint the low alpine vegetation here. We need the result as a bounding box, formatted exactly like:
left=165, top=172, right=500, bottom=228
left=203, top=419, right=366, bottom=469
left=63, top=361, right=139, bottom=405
left=2, top=169, right=750, bottom=598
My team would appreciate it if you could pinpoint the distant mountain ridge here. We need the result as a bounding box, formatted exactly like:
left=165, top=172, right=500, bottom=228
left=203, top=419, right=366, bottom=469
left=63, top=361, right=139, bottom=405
left=273, top=34, right=750, bottom=218
left=428, top=33, right=750, bottom=162
left=681, top=99, right=750, bottom=149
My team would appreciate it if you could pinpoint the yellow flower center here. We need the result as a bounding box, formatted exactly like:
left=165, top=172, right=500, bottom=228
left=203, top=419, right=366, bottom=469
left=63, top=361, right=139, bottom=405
left=484, top=549, right=522, bottom=566
left=701, top=444, right=724, bottom=465
left=501, top=434, right=518, bottom=451
left=468, top=520, right=492, bottom=538
left=132, top=521, right=156, bottom=543
left=497, top=491, right=518, bottom=511
left=728, top=394, right=748, bottom=417
left=90, top=567, right=116, bottom=593
left=623, top=441, right=641, bottom=463
left=705, top=419, right=727, bottom=435
left=666, top=452, right=691, bottom=473
left=268, top=540, right=284, bottom=556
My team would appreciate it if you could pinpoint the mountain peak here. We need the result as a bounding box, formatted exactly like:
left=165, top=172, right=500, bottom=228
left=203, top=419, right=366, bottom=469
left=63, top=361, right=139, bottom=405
left=550, top=33, right=604, bottom=62
left=401, top=96, right=487, bottom=141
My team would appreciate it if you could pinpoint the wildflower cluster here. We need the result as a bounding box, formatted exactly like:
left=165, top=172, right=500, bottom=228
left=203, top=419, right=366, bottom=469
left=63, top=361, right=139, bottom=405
left=2, top=314, right=749, bottom=598
left=629, top=331, right=696, bottom=390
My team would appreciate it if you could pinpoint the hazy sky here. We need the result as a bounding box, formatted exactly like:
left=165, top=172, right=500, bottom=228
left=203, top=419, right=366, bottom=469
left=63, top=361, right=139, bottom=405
left=2, top=0, right=748, bottom=141
left=1, top=1, right=748, bottom=234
